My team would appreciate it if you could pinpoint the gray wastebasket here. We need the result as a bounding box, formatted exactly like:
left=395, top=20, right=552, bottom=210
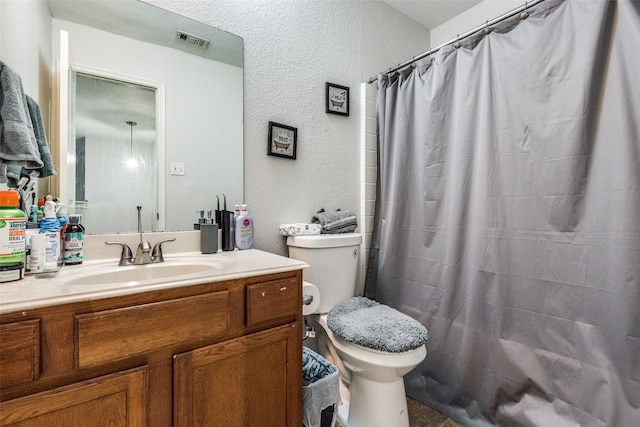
left=302, top=346, right=340, bottom=427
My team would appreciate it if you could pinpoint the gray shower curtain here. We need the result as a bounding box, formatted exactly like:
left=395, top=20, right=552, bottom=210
left=367, top=0, right=639, bottom=425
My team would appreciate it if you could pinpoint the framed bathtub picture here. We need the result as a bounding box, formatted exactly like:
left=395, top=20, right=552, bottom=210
left=326, top=82, right=349, bottom=116
left=268, top=121, right=298, bottom=159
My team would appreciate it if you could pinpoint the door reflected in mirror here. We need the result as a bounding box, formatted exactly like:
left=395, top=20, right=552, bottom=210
left=71, top=72, right=158, bottom=234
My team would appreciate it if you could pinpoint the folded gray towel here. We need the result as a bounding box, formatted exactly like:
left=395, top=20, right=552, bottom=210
left=0, top=61, right=43, bottom=173
left=311, top=208, right=357, bottom=234
left=327, top=297, right=428, bottom=353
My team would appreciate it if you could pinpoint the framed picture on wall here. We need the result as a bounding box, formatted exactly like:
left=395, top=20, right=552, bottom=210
left=326, top=82, right=349, bottom=116
left=268, top=121, right=298, bottom=159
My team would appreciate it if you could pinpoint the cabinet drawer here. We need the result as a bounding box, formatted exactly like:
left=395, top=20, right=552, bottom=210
left=75, top=291, right=229, bottom=369
left=246, top=277, right=299, bottom=326
left=0, top=319, right=40, bottom=387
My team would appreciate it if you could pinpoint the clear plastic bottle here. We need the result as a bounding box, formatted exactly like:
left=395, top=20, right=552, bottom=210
left=40, top=199, right=61, bottom=272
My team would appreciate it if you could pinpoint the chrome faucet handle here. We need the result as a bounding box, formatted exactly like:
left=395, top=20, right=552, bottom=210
left=105, top=241, right=133, bottom=266
left=151, top=238, right=176, bottom=263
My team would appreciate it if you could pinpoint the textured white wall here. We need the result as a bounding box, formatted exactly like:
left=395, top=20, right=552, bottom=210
left=148, top=0, right=431, bottom=256
left=0, top=0, right=51, bottom=108
left=0, top=0, right=51, bottom=192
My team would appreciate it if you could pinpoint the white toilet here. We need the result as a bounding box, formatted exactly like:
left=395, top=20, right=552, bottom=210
left=287, top=233, right=428, bottom=427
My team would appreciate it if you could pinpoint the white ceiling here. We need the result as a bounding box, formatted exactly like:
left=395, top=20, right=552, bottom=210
left=383, top=0, right=484, bottom=29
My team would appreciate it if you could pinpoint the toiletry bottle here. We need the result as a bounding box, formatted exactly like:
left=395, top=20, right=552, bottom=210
left=0, top=190, right=26, bottom=282
left=39, top=198, right=60, bottom=233
left=39, top=198, right=61, bottom=272
left=221, top=194, right=235, bottom=251
left=194, top=210, right=205, bottom=230
left=200, top=211, right=218, bottom=254
left=24, top=222, right=40, bottom=274
left=234, top=204, right=254, bottom=250
left=222, top=211, right=235, bottom=251
left=215, top=196, right=222, bottom=252
left=29, top=233, right=46, bottom=273
left=63, top=214, right=85, bottom=265
left=56, top=202, right=68, bottom=228
left=29, top=204, right=38, bottom=223
left=56, top=201, right=69, bottom=249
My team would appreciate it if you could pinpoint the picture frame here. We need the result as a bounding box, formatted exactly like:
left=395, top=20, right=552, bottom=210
left=268, top=121, right=298, bottom=159
left=326, top=82, right=349, bottom=116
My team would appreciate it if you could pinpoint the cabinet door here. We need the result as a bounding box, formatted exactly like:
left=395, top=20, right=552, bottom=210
left=0, top=320, right=40, bottom=387
left=0, top=366, right=148, bottom=427
left=174, top=323, right=302, bottom=427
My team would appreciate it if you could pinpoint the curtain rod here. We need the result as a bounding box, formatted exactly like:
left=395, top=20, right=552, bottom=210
left=367, top=0, right=546, bottom=84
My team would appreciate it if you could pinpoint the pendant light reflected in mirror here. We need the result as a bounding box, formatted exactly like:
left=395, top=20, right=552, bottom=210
left=126, top=120, right=138, bottom=169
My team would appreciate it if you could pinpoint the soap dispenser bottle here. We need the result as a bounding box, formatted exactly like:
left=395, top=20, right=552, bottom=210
left=200, top=210, right=218, bottom=254
left=234, top=204, right=254, bottom=250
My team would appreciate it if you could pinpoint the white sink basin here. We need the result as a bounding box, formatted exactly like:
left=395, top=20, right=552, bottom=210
left=63, top=261, right=225, bottom=286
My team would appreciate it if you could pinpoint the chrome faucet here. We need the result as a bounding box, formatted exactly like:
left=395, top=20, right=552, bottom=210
left=133, top=205, right=153, bottom=264
left=105, top=206, right=175, bottom=266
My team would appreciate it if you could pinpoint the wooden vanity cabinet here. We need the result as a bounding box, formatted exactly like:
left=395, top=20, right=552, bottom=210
left=0, top=270, right=303, bottom=427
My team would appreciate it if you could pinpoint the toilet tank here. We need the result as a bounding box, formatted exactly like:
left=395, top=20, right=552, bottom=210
left=287, top=233, right=362, bottom=314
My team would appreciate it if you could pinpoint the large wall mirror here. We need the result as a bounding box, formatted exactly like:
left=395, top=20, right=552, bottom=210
left=48, top=0, right=244, bottom=235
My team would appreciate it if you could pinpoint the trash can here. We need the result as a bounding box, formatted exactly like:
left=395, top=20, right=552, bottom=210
left=302, top=346, right=340, bottom=427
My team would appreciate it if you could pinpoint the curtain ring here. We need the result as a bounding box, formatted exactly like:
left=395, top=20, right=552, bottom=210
left=453, top=34, right=461, bottom=49
left=520, top=1, right=529, bottom=19
left=483, top=20, right=492, bottom=35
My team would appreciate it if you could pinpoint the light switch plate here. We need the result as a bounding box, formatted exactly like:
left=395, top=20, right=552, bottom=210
left=170, top=162, right=185, bottom=176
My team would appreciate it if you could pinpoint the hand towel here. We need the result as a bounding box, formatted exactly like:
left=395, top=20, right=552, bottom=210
left=0, top=61, right=43, bottom=182
left=26, top=95, right=56, bottom=178
left=3, top=95, right=56, bottom=187
left=279, top=223, right=322, bottom=236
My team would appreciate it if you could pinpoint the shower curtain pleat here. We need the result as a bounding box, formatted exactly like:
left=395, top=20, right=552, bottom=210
left=366, top=1, right=640, bottom=425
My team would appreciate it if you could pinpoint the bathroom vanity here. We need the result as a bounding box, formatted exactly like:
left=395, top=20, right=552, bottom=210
left=0, top=248, right=306, bottom=426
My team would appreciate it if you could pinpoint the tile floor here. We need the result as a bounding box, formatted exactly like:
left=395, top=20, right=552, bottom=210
left=334, top=397, right=465, bottom=427
left=406, top=397, right=465, bottom=427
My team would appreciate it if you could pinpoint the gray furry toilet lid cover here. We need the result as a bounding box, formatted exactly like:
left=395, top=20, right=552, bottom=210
left=326, top=297, right=428, bottom=353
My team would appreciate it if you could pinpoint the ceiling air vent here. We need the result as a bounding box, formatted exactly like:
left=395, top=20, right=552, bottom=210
left=176, top=30, right=210, bottom=48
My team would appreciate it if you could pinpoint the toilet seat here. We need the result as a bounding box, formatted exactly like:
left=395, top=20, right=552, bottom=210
left=326, top=297, right=428, bottom=353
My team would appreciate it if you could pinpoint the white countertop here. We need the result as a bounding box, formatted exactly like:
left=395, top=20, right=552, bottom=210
left=0, top=247, right=307, bottom=315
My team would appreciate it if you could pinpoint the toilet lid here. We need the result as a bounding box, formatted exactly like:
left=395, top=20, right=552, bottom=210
left=326, top=297, right=428, bottom=353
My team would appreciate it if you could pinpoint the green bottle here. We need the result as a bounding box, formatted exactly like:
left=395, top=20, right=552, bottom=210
left=0, top=190, right=27, bottom=267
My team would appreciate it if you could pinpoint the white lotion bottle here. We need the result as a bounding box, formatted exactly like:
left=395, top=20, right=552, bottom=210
left=234, top=204, right=254, bottom=250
